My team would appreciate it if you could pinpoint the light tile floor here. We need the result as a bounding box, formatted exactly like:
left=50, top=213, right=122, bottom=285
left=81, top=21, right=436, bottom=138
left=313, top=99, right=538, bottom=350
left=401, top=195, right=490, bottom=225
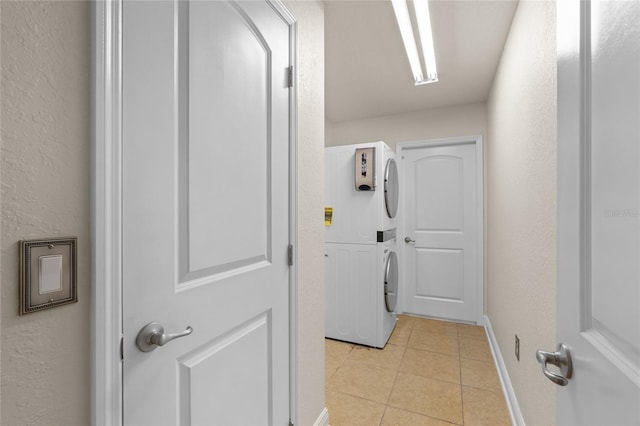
left=325, top=315, right=511, bottom=426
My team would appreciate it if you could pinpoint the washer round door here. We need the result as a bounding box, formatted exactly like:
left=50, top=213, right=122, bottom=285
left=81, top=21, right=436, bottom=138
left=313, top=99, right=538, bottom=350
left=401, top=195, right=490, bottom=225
left=384, top=158, right=399, bottom=218
left=384, top=251, right=398, bottom=312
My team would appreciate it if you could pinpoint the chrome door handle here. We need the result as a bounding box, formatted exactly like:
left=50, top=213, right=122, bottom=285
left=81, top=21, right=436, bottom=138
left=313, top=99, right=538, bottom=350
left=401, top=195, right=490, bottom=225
left=536, top=343, right=573, bottom=386
left=404, top=236, right=415, bottom=244
left=136, top=322, right=193, bottom=352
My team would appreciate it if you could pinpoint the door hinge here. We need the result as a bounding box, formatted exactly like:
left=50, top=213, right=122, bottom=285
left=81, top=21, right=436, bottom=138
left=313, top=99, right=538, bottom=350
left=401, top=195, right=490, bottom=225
left=287, top=65, right=294, bottom=88
left=120, top=336, right=124, bottom=361
left=288, top=244, right=293, bottom=266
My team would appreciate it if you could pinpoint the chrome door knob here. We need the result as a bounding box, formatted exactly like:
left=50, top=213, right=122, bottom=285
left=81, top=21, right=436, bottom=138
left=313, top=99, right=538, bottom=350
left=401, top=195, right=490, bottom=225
left=136, top=322, right=193, bottom=352
left=536, top=343, right=573, bottom=386
left=404, top=236, right=415, bottom=244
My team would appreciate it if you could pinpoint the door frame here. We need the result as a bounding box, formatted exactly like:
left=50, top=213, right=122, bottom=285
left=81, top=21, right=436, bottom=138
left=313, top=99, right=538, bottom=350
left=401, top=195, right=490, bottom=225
left=90, top=1, right=299, bottom=424
left=396, top=136, right=484, bottom=325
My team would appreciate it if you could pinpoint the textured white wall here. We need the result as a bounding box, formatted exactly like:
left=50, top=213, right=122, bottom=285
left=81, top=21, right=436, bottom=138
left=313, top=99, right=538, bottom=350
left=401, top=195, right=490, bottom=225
left=326, top=102, right=487, bottom=151
left=1, top=2, right=90, bottom=425
left=283, top=2, right=327, bottom=424
left=486, top=1, right=557, bottom=425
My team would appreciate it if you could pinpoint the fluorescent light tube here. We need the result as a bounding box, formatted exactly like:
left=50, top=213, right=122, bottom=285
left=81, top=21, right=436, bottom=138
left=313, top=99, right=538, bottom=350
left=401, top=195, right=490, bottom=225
left=391, top=0, right=424, bottom=83
left=413, top=0, right=438, bottom=82
left=391, top=0, right=438, bottom=85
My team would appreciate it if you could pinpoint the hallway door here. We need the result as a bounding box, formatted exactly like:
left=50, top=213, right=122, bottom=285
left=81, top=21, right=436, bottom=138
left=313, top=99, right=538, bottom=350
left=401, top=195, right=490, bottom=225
left=554, top=0, right=640, bottom=423
left=121, top=1, right=293, bottom=424
left=400, top=138, right=483, bottom=324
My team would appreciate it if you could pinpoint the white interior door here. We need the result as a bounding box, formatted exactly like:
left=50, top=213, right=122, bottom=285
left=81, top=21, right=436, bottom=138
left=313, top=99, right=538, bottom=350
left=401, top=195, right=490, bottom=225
left=552, top=0, right=640, bottom=423
left=121, top=1, right=293, bottom=424
left=400, top=140, right=481, bottom=323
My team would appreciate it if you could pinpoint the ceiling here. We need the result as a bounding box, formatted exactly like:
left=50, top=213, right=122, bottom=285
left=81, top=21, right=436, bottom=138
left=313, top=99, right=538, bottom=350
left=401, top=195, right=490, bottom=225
left=325, top=0, right=519, bottom=123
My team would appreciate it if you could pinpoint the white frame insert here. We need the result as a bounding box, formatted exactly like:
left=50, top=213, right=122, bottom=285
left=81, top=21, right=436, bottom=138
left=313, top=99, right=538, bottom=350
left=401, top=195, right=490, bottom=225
left=90, top=1, right=299, bottom=424
left=396, top=135, right=485, bottom=325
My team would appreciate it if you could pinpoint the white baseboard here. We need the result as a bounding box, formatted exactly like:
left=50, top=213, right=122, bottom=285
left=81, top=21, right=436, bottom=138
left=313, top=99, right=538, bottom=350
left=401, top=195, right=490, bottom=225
left=484, top=315, right=526, bottom=426
left=313, top=407, right=329, bottom=426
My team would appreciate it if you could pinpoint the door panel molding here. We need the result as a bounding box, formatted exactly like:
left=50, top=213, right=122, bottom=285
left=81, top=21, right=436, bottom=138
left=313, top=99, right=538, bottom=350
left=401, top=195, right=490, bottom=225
left=396, top=136, right=484, bottom=325
left=90, top=1, right=298, bottom=424
left=177, top=311, right=272, bottom=425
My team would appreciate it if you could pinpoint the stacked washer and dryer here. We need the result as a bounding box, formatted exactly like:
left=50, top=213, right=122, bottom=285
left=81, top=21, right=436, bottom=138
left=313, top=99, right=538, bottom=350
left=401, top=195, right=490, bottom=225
left=325, top=141, right=400, bottom=348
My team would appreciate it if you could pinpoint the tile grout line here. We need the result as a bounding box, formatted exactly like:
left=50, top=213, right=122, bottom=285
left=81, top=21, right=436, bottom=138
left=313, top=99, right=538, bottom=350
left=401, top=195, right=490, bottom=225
left=397, top=322, right=466, bottom=426
left=379, top=317, right=415, bottom=425
left=385, top=402, right=464, bottom=426
left=325, top=340, right=355, bottom=398
left=327, top=318, right=499, bottom=425
left=457, top=323, right=465, bottom=425
left=386, top=317, right=465, bottom=426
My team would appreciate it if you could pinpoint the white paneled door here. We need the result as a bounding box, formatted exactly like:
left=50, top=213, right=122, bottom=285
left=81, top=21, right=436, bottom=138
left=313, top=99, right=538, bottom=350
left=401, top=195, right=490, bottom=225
left=121, top=1, right=292, bottom=424
left=552, top=0, right=640, bottom=423
left=400, top=139, right=482, bottom=323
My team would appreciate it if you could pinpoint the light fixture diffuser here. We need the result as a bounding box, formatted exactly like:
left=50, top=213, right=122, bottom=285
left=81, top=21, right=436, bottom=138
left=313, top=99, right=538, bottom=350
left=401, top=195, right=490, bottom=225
left=391, top=0, right=424, bottom=83
left=413, top=0, right=438, bottom=82
left=391, top=0, right=438, bottom=85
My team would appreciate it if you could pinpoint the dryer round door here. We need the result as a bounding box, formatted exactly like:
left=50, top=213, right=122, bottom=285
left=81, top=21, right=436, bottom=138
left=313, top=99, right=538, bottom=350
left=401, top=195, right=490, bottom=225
left=384, top=251, right=398, bottom=312
left=384, top=158, right=399, bottom=218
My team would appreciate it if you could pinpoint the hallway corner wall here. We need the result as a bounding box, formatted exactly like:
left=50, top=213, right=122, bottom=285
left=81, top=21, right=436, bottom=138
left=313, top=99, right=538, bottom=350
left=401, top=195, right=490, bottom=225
left=1, top=2, right=90, bottom=424
left=486, top=1, right=557, bottom=425
left=325, top=102, right=487, bottom=152
left=283, top=1, right=327, bottom=425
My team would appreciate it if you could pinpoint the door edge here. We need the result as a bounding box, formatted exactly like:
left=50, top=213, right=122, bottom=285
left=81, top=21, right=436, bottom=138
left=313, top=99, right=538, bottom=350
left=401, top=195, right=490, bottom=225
left=91, top=0, right=124, bottom=424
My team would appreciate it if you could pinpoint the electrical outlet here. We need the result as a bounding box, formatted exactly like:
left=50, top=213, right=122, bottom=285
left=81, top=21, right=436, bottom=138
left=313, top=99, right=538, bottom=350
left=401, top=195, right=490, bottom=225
left=515, top=334, right=520, bottom=361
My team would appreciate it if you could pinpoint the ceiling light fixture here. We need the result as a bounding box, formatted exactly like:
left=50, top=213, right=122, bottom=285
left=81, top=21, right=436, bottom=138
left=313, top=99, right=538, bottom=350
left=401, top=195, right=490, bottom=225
left=391, top=0, right=438, bottom=85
